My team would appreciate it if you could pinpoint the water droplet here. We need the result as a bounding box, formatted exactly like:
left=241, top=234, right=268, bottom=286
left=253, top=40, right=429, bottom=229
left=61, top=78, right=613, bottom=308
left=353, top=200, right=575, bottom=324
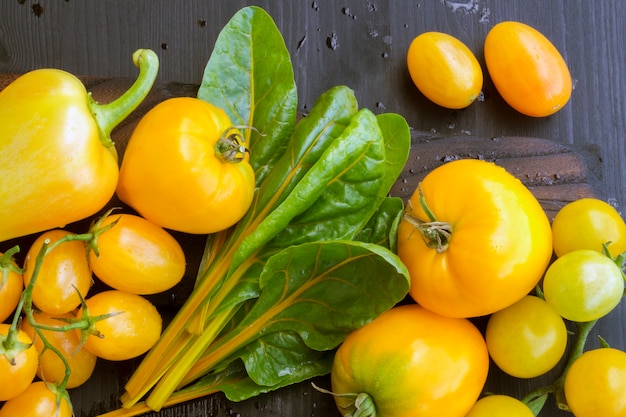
left=326, top=32, right=339, bottom=50
left=342, top=7, right=357, bottom=19
left=311, top=1, right=319, bottom=11
left=297, top=35, right=307, bottom=52
left=381, top=52, right=389, bottom=59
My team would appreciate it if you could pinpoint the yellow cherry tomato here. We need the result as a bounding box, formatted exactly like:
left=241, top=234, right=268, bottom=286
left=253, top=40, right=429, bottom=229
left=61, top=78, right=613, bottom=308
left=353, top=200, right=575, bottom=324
left=90, top=213, right=186, bottom=295
left=407, top=31, right=483, bottom=109
left=117, top=97, right=256, bottom=234
left=564, top=348, right=626, bottom=417
left=331, top=304, right=489, bottom=417
left=485, top=295, right=568, bottom=378
left=397, top=159, right=553, bottom=318
left=484, top=21, right=572, bottom=117
left=551, top=197, right=626, bottom=257
left=466, top=395, right=534, bottom=417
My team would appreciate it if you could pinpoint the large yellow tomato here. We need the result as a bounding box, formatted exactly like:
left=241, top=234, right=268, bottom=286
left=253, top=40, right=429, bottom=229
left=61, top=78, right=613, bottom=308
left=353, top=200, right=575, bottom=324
left=117, top=97, right=255, bottom=235
left=407, top=32, right=483, bottom=109
left=331, top=304, right=489, bottom=417
left=484, top=21, right=572, bottom=117
left=397, top=159, right=553, bottom=318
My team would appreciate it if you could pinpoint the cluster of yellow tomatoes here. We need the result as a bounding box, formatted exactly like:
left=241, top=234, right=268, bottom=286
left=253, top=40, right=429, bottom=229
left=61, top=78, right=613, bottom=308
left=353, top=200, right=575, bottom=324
left=0, top=210, right=190, bottom=416
left=406, top=21, right=572, bottom=117
left=328, top=158, right=626, bottom=417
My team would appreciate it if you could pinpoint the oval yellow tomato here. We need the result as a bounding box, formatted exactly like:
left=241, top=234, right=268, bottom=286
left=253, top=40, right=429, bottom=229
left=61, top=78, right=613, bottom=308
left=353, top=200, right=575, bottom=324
left=21, top=311, right=97, bottom=389
left=23, top=229, right=92, bottom=315
left=0, top=324, right=38, bottom=401
left=0, top=381, right=73, bottom=417
left=117, top=97, right=256, bottom=234
left=397, top=159, right=553, bottom=318
left=484, top=21, right=572, bottom=117
left=551, top=197, right=626, bottom=257
left=90, top=213, right=186, bottom=295
left=331, top=304, right=489, bottom=417
left=77, top=290, right=162, bottom=361
left=407, top=32, right=483, bottom=109
left=0, top=252, right=23, bottom=323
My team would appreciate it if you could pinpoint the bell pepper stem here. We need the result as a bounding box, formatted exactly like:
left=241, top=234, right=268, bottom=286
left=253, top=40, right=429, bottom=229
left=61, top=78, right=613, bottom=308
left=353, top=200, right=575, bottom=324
left=89, top=49, right=159, bottom=148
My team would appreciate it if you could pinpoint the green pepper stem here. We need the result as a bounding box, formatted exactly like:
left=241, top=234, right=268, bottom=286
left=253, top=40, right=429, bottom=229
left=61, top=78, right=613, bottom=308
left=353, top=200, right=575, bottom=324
left=89, top=49, right=159, bottom=148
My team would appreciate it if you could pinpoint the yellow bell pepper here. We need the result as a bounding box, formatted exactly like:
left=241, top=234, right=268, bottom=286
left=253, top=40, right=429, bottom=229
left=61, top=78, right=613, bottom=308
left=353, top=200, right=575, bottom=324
left=0, top=49, right=159, bottom=242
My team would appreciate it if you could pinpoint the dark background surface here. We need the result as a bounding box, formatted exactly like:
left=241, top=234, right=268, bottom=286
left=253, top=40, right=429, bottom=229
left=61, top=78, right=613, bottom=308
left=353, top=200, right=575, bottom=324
left=1, top=1, right=625, bottom=416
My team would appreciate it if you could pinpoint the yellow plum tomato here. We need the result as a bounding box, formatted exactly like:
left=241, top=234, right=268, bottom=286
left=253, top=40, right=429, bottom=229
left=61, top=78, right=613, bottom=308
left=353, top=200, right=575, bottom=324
left=397, top=159, right=553, bottom=318
left=407, top=31, right=483, bottom=109
left=23, top=229, right=92, bottom=315
left=551, top=197, right=626, bottom=258
left=330, top=304, right=489, bottom=417
left=485, top=295, right=568, bottom=378
left=90, top=213, right=186, bottom=295
left=484, top=21, right=572, bottom=117
left=465, top=395, right=534, bottom=417
left=0, top=252, right=23, bottom=323
left=564, top=348, right=626, bottom=417
left=0, top=323, right=38, bottom=401
left=76, top=290, right=162, bottom=361
left=21, top=311, right=97, bottom=389
left=0, top=381, right=73, bottom=417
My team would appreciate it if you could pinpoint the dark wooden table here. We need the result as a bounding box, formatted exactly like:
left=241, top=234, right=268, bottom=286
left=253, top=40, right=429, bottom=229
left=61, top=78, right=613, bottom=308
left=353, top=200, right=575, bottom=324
left=1, top=1, right=625, bottom=416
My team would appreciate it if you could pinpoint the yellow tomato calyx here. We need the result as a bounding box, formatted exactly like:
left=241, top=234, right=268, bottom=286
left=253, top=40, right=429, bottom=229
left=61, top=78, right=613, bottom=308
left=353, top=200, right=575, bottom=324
left=403, top=186, right=453, bottom=253
left=215, top=126, right=251, bottom=163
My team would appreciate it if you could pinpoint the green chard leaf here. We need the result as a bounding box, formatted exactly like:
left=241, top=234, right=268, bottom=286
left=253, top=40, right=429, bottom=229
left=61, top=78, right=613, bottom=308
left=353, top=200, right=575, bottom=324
left=204, top=241, right=409, bottom=367
left=355, top=196, right=404, bottom=251
left=226, top=86, right=359, bottom=272
left=265, top=108, right=387, bottom=248
left=376, top=112, right=411, bottom=197
left=234, top=331, right=335, bottom=390
left=197, top=6, right=298, bottom=184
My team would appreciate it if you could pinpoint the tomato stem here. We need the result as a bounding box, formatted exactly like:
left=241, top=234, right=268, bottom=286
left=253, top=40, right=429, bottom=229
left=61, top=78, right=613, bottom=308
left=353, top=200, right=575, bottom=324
left=215, top=126, right=251, bottom=163
left=311, top=383, right=377, bottom=417
left=403, top=186, right=453, bottom=253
